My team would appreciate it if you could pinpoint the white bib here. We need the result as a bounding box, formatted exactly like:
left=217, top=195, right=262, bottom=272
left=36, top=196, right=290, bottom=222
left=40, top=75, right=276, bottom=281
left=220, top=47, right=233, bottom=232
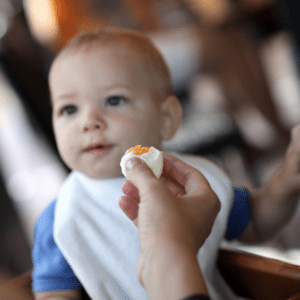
left=54, top=154, right=241, bottom=300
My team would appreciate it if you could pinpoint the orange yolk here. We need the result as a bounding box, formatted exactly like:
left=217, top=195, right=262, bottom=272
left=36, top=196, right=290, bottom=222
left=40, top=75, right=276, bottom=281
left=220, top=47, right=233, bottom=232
left=126, top=145, right=150, bottom=155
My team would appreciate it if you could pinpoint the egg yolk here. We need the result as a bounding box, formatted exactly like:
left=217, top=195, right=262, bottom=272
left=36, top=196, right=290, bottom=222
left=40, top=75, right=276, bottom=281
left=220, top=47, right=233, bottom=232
left=126, top=145, right=150, bottom=155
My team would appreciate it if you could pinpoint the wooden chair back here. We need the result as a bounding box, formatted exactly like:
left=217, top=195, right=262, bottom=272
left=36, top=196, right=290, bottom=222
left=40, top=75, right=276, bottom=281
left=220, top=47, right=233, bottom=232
left=217, top=249, right=300, bottom=300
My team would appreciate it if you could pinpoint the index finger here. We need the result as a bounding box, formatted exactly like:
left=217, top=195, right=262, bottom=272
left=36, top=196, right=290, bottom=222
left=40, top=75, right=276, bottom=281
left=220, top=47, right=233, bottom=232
left=162, top=152, right=211, bottom=195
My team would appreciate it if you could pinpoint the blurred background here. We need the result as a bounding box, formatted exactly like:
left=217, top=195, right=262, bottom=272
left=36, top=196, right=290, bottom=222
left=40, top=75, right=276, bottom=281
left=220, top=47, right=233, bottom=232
left=1, top=0, right=300, bottom=280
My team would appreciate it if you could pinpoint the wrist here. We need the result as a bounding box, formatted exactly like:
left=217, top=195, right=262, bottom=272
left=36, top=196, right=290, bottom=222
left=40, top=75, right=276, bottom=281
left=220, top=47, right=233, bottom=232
left=148, top=244, right=208, bottom=300
left=264, top=167, right=296, bottom=201
left=261, top=178, right=290, bottom=204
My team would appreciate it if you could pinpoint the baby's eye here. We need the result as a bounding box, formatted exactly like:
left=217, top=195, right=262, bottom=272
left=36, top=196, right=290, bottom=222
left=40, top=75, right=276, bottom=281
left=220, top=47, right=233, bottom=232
left=62, top=105, right=78, bottom=115
left=106, top=96, right=127, bottom=107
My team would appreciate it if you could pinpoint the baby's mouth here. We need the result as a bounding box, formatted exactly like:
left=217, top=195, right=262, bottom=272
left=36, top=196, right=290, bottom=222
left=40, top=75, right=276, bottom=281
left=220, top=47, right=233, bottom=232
left=84, top=144, right=112, bottom=155
left=85, top=145, right=103, bottom=151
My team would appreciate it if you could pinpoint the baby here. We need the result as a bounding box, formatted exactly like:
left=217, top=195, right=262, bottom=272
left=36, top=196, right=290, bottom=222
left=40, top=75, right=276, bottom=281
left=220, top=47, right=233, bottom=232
left=32, top=27, right=300, bottom=300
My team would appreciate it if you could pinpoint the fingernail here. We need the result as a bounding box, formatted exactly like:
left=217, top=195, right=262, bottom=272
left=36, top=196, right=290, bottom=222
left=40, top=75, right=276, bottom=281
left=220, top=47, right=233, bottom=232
left=126, top=157, right=143, bottom=170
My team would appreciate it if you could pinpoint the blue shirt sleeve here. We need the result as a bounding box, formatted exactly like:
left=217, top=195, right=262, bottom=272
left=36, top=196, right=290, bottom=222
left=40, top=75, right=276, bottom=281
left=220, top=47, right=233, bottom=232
left=225, top=186, right=252, bottom=241
left=32, top=199, right=82, bottom=293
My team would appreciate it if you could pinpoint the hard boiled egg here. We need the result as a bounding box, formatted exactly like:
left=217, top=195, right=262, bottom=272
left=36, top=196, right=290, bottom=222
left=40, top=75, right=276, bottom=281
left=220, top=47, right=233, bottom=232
left=120, top=145, right=163, bottom=179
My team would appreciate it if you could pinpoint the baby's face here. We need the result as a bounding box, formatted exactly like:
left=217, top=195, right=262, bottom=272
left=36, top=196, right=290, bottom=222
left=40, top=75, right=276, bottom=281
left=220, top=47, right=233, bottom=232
left=50, top=47, right=166, bottom=178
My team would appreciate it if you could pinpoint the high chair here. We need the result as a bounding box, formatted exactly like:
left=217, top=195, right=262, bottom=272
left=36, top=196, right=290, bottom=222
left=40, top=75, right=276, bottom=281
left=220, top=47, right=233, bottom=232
left=217, top=249, right=300, bottom=300
left=1, top=249, right=300, bottom=300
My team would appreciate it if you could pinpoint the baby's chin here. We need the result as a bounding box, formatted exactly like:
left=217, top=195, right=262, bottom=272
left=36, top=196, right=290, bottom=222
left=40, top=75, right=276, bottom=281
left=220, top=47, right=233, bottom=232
left=74, top=166, right=124, bottom=180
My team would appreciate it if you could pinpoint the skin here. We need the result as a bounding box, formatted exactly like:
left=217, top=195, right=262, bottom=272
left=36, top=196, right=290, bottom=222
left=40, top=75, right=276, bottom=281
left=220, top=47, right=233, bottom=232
left=119, top=153, right=220, bottom=299
left=118, top=128, right=300, bottom=299
left=36, top=44, right=181, bottom=300
left=239, top=125, right=300, bottom=244
left=49, top=46, right=181, bottom=179
left=38, top=34, right=300, bottom=299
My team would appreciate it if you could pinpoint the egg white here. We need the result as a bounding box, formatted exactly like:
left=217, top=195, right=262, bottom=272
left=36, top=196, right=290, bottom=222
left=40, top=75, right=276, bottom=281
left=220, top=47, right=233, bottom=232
left=120, top=147, right=163, bottom=179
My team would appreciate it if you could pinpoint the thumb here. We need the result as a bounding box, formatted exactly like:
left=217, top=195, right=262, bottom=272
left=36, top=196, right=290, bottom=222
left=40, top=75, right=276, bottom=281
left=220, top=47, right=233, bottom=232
left=125, top=157, right=158, bottom=192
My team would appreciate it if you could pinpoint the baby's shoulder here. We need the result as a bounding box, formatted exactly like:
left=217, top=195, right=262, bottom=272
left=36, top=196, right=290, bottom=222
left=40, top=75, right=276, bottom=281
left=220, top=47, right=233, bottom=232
left=35, top=199, right=57, bottom=231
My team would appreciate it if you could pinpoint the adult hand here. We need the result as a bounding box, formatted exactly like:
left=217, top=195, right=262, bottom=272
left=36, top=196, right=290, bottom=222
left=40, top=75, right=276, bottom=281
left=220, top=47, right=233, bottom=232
left=277, top=125, right=300, bottom=195
left=238, top=125, right=300, bottom=244
left=119, top=152, right=220, bottom=299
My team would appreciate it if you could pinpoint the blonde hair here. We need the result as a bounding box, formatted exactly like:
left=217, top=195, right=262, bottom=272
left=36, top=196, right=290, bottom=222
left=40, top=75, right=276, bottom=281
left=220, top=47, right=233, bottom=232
left=52, top=27, right=172, bottom=100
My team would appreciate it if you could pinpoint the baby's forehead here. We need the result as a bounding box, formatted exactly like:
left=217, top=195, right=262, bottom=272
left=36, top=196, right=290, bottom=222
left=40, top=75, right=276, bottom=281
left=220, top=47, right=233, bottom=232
left=50, top=37, right=170, bottom=101
left=52, top=41, right=147, bottom=76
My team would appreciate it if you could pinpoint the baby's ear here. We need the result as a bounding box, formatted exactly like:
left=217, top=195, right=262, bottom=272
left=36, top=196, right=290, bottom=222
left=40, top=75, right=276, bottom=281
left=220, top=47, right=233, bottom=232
left=160, top=95, right=182, bottom=141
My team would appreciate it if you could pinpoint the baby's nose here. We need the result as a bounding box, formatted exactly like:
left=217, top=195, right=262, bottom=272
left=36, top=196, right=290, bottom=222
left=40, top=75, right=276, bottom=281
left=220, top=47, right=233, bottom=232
left=82, top=109, right=105, bottom=132
left=82, top=122, right=101, bottom=133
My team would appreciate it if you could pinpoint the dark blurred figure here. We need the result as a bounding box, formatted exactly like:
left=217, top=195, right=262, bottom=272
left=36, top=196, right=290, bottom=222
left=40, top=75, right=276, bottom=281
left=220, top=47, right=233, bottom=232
left=0, top=173, right=32, bottom=279
left=276, top=0, right=300, bottom=70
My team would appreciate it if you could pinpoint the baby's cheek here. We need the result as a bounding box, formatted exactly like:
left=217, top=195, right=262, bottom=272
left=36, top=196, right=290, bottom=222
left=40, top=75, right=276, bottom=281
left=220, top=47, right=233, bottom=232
left=118, top=126, right=133, bottom=137
left=58, top=140, right=76, bottom=164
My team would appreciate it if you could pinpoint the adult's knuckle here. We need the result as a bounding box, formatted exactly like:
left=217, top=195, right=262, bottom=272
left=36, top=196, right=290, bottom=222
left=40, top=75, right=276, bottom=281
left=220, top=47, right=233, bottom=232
left=140, top=178, right=162, bottom=198
left=147, top=179, right=162, bottom=191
